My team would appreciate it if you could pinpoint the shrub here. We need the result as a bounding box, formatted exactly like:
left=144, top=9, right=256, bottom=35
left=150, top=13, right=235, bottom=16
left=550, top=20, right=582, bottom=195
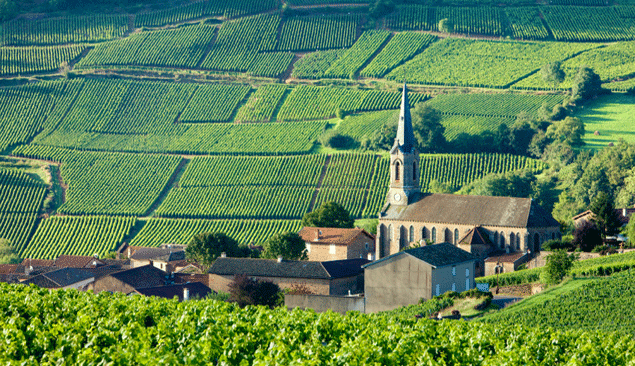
left=228, top=274, right=281, bottom=308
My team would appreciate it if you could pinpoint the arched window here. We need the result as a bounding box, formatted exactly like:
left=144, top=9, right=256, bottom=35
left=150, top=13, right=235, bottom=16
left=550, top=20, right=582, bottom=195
left=413, top=163, right=417, bottom=181
left=500, top=231, right=505, bottom=249
left=510, top=233, right=515, bottom=251
left=395, top=162, right=401, bottom=181
left=432, top=227, right=437, bottom=243
left=493, top=232, right=498, bottom=245
left=534, top=233, right=540, bottom=251
left=454, top=229, right=459, bottom=245
left=516, top=232, right=520, bottom=250
left=421, top=227, right=428, bottom=239
left=409, top=226, right=414, bottom=243
left=388, top=225, right=392, bottom=242
left=400, top=226, right=406, bottom=250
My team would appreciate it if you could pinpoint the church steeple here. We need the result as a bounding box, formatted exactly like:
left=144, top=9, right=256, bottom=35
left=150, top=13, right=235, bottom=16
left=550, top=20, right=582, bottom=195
left=393, top=83, right=415, bottom=154
left=385, top=82, right=420, bottom=208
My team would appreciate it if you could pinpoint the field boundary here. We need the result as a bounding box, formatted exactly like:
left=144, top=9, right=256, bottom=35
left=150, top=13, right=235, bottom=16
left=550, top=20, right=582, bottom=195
left=143, top=158, right=189, bottom=217
left=308, top=154, right=332, bottom=212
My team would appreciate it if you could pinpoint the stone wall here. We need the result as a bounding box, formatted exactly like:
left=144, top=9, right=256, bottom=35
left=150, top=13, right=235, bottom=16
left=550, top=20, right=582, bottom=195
left=285, top=294, right=365, bottom=314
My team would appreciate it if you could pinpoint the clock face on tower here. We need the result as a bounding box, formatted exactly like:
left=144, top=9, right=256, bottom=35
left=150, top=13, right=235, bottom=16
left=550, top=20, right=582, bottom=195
left=394, top=193, right=401, bottom=202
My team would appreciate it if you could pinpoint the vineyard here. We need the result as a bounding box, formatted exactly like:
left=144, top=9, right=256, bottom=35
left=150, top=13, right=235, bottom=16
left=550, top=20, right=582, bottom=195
left=322, top=30, right=391, bottom=79
left=1, top=15, right=128, bottom=46
left=387, top=38, right=599, bottom=88
left=480, top=272, right=635, bottom=335
left=541, top=6, right=635, bottom=42
left=12, top=145, right=182, bottom=216
left=20, top=216, right=136, bottom=259
left=0, top=169, right=46, bottom=253
left=179, top=84, right=251, bottom=123
left=234, top=84, right=288, bottom=122
left=360, top=32, right=437, bottom=78
left=130, top=218, right=302, bottom=247
left=1, top=284, right=635, bottom=364
left=505, top=7, right=550, bottom=40
left=0, top=45, right=85, bottom=76
left=276, top=14, right=361, bottom=52
left=291, top=49, right=346, bottom=79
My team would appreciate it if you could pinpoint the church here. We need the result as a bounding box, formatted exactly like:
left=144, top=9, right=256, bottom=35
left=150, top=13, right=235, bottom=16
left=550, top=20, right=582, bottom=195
left=375, top=85, right=561, bottom=263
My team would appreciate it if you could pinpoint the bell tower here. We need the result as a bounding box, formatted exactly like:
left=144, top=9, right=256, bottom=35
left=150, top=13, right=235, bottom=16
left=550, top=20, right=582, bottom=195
left=386, top=83, right=420, bottom=206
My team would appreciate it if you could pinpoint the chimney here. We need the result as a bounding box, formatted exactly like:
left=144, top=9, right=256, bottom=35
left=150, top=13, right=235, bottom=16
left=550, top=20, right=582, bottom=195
left=315, top=229, right=322, bottom=241
left=183, top=287, right=190, bottom=302
left=368, top=253, right=374, bottom=261
left=277, top=256, right=283, bottom=263
left=623, top=208, right=627, bottom=217
left=221, top=252, right=226, bottom=258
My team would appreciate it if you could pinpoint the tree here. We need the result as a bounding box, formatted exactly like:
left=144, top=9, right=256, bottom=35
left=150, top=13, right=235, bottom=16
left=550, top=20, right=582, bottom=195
left=0, top=239, right=20, bottom=264
left=228, top=274, right=281, bottom=308
left=301, top=201, right=354, bottom=228
left=0, top=0, right=17, bottom=21
left=540, top=250, right=577, bottom=285
left=625, top=217, right=635, bottom=246
left=570, top=66, right=604, bottom=104
left=185, top=232, right=245, bottom=267
left=369, top=0, right=394, bottom=19
left=262, top=232, right=307, bottom=260
left=495, top=123, right=512, bottom=153
left=572, top=220, right=603, bottom=252
left=545, top=116, right=585, bottom=147
left=589, top=192, right=622, bottom=239
left=540, top=61, right=565, bottom=89
left=412, top=104, right=446, bottom=153
left=509, top=120, right=536, bottom=156
left=438, top=18, right=453, bottom=33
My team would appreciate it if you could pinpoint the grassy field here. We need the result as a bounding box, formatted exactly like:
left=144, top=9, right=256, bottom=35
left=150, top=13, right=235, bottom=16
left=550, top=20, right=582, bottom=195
left=575, top=94, right=635, bottom=149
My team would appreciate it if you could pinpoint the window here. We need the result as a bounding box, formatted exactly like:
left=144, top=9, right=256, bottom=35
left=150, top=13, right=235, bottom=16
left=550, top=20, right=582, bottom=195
left=388, top=225, right=392, bottom=242
left=365, top=242, right=369, bottom=250
left=465, top=268, right=469, bottom=277
left=466, top=278, right=470, bottom=291
left=409, top=226, right=414, bottom=242
left=435, top=284, right=440, bottom=296
left=493, top=231, right=498, bottom=245
left=395, top=162, right=400, bottom=181
left=516, top=232, right=520, bottom=250
left=552, top=232, right=555, bottom=240
left=500, top=231, right=505, bottom=249
left=454, top=229, right=459, bottom=245
left=306, top=243, right=311, bottom=253
left=329, top=244, right=336, bottom=254
left=452, top=283, right=456, bottom=292
left=432, top=228, right=437, bottom=243
left=452, top=266, right=456, bottom=276
left=422, top=227, right=427, bottom=239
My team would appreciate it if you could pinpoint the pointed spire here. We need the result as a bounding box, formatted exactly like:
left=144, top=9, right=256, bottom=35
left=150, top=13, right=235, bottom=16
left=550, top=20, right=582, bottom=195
left=394, top=82, right=415, bottom=153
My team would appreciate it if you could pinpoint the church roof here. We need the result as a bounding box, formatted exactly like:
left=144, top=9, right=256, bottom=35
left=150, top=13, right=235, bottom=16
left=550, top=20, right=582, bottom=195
left=364, top=243, right=477, bottom=269
left=381, top=193, right=559, bottom=228
left=391, top=83, right=416, bottom=154
left=458, top=226, right=492, bottom=245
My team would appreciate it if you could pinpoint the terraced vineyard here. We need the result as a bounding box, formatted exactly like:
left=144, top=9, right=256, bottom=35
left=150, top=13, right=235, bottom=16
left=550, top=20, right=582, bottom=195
left=179, top=84, right=251, bottom=123
left=0, top=169, right=46, bottom=252
left=235, top=84, right=288, bottom=122
left=0, top=45, right=86, bottom=76
left=21, top=216, right=136, bottom=259
left=276, top=14, right=360, bottom=51
left=12, top=145, right=182, bottom=216
left=360, top=32, right=436, bottom=78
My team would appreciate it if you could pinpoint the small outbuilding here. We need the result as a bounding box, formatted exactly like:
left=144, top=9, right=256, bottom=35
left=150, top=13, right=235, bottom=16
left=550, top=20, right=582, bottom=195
left=363, top=243, right=478, bottom=313
left=299, top=227, right=375, bottom=261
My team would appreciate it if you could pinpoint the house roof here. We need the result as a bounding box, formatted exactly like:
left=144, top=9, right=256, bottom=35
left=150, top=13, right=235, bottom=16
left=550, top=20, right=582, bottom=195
left=364, top=243, right=478, bottom=269
left=54, top=255, right=104, bottom=268
left=135, top=282, right=212, bottom=301
left=130, top=247, right=186, bottom=262
left=108, top=265, right=167, bottom=289
left=458, top=226, right=492, bottom=246
left=573, top=208, right=635, bottom=225
left=0, top=264, right=23, bottom=275
left=209, top=257, right=369, bottom=280
left=83, top=265, right=130, bottom=280
left=381, top=193, right=559, bottom=228
left=21, top=259, right=54, bottom=267
left=484, top=251, right=528, bottom=263
left=22, top=268, right=94, bottom=288
left=299, top=227, right=375, bottom=245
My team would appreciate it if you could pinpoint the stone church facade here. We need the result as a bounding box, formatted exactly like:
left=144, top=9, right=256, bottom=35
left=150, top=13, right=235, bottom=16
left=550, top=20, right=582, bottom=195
left=375, top=84, right=561, bottom=261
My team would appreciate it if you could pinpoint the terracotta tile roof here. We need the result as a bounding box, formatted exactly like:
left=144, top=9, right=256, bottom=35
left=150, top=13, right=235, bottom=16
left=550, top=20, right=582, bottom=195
left=382, top=193, right=559, bottom=228
left=136, top=282, right=212, bottom=301
left=299, top=227, right=375, bottom=245
left=484, top=251, right=528, bottom=263
left=54, top=255, right=105, bottom=269
left=364, top=243, right=478, bottom=269
left=108, top=265, right=167, bottom=290
left=459, top=226, right=492, bottom=246
left=130, top=248, right=186, bottom=262
left=21, top=259, right=54, bottom=267
left=209, top=258, right=369, bottom=280
left=0, top=264, right=23, bottom=275
left=21, top=268, right=94, bottom=288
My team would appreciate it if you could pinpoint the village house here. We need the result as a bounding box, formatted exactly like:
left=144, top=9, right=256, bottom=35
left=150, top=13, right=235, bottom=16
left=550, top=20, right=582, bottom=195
left=129, top=247, right=186, bottom=272
left=363, top=243, right=478, bottom=313
left=208, top=257, right=369, bottom=296
left=91, top=265, right=168, bottom=294
left=135, top=282, right=212, bottom=302
left=21, top=267, right=95, bottom=290
left=484, top=251, right=530, bottom=276
left=53, top=255, right=106, bottom=269
left=299, top=227, right=375, bottom=261
left=376, top=84, right=561, bottom=262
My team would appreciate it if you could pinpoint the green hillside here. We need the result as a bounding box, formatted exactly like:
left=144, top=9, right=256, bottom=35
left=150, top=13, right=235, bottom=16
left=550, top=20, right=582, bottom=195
left=1, top=0, right=635, bottom=257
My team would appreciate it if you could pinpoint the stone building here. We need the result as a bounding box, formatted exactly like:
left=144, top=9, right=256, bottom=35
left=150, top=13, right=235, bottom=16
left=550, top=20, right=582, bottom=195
left=363, top=243, right=477, bottom=313
left=375, top=84, right=561, bottom=261
left=208, top=257, right=369, bottom=296
left=299, top=227, right=375, bottom=261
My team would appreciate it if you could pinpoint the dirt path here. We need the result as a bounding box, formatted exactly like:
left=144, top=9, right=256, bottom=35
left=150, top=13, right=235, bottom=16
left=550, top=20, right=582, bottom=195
left=308, top=155, right=332, bottom=211
left=142, top=158, right=190, bottom=217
